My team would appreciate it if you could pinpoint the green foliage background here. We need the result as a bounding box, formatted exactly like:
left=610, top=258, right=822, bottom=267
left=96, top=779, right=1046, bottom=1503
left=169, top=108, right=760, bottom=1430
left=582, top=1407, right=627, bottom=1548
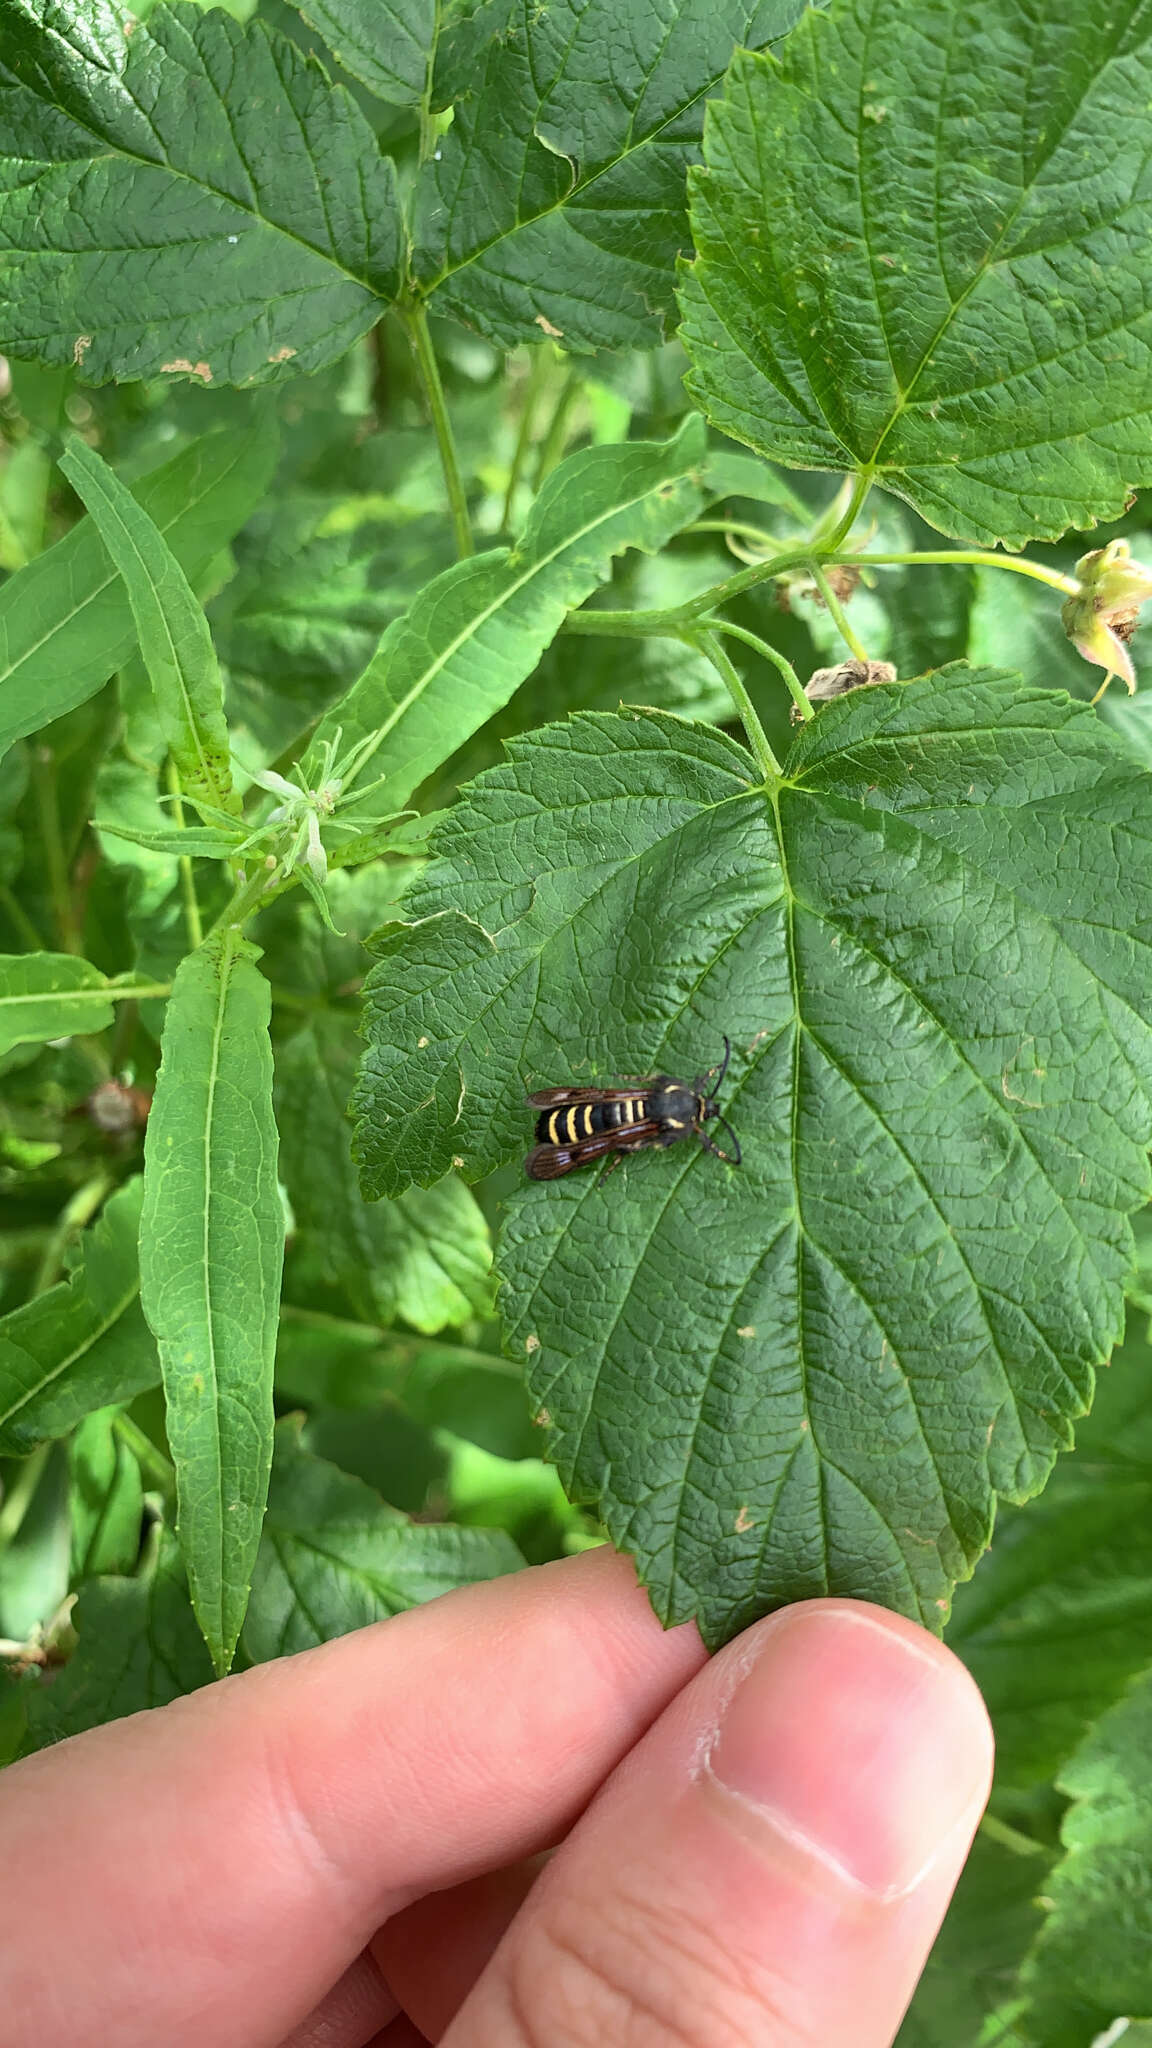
left=1, top=0, right=1152, bottom=2035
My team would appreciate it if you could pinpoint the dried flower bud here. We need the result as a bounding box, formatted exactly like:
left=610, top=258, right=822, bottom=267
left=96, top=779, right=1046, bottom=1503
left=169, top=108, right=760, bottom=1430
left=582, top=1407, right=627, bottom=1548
left=796, top=659, right=897, bottom=720
left=1061, top=539, right=1152, bottom=695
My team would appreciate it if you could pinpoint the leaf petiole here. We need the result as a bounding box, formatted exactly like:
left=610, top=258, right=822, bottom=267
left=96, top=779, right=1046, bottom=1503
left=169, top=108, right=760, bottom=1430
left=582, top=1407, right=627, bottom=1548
left=691, top=630, right=782, bottom=778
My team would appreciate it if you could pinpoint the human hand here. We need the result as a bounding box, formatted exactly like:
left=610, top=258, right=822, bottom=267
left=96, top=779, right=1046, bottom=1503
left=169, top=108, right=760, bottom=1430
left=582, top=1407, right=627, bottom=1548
left=0, top=1548, right=991, bottom=2046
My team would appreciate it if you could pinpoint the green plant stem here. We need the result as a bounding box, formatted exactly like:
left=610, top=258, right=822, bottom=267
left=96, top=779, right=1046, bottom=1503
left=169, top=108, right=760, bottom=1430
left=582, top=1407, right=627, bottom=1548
left=808, top=560, right=871, bottom=663
left=978, top=1813, right=1050, bottom=1858
left=838, top=548, right=1081, bottom=595
left=533, top=366, right=582, bottom=487
left=0, top=1442, right=50, bottom=1550
left=112, top=1411, right=175, bottom=1494
left=32, top=748, right=81, bottom=954
left=810, top=470, right=873, bottom=551
left=501, top=345, right=552, bottom=532
left=693, top=631, right=781, bottom=779
left=210, top=861, right=281, bottom=938
left=565, top=530, right=1082, bottom=652
left=166, top=756, right=203, bottom=952
left=702, top=617, right=812, bottom=721
left=400, top=304, right=474, bottom=558
left=32, top=1170, right=113, bottom=1296
left=0, top=882, right=49, bottom=952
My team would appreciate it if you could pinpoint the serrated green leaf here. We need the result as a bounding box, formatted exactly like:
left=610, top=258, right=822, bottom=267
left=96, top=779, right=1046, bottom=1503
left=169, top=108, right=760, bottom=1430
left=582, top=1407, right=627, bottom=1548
left=68, top=1407, right=144, bottom=1583
left=896, top=1829, right=1053, bottom=2048
left=0, top=0, right=402, bottom=387
left=277, top=1013, right=492, bottom=1332
left=283, top=0, right=432, bottom=103
left=314, top=419, right=711, bottom=817
left=354, top=673, right=1152, bottom=1643
left=241, top=1419, right=524, bottom=1662
left=0, top=420, right=277, bottom=758
left=21, top=1525, right=214, bottom=1750
left=413, top=0, right=805, bottom=351
left=1016, top=1669, right=1152, bottom=2046
left=140, top=932, right=283, bottom=1675
left=59, top=435, right=235, bottom=816
left=949, top=1314, right=1152, bottom=1796
left=680, top=1, right=1152, bottom=547
left=0, top=1180, right=158, bottom=1455
left=0, top=952, right=119, bottom=1057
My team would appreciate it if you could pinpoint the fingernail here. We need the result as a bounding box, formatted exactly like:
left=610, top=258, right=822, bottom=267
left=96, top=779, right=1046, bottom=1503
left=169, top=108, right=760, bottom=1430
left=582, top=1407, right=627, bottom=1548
left=708, top=1604, right=992, bottom=1899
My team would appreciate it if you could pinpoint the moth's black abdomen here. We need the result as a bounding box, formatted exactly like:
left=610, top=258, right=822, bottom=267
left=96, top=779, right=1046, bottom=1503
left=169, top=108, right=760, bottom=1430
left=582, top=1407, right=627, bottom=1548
left=534, top=1097, right=646, bottom=1145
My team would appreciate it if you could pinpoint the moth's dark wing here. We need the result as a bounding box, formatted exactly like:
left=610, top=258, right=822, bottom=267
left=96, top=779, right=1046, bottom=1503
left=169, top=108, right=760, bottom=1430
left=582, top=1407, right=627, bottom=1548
left=524, top=1122, right=663, bottom=1180
left=526, top=1085, right=650, bottom=1108
left=525, top=1143, right=582, bottom=1179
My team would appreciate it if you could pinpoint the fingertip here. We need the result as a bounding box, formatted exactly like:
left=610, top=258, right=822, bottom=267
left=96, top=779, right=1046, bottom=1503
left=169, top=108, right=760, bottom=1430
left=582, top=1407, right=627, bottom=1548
left=707, top=1599, right=993, bottom=1899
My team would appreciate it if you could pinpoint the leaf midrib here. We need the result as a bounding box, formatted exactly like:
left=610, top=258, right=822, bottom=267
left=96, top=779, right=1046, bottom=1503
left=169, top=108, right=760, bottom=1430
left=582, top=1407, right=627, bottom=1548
left=8, top=29, right=388, bottom=299
left=339, top=438, right=708, bottom=794
left=0, top=1279, right=141, bottom=1433
left=857, top=0, right=1139, bottom=467
left=422, top=47, right=745, bottom=293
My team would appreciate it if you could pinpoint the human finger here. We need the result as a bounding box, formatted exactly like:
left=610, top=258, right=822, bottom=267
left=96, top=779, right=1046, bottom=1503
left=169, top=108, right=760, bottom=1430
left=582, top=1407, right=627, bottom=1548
left=441, top=1601, right=993, bottom=2047
left=0, top=1548, right=704, bottom=2048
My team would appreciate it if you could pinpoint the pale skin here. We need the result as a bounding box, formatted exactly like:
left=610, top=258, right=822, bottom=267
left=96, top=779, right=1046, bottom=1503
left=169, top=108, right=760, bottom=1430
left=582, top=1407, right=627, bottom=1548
left=0, top=1548, right=993, bottom=2046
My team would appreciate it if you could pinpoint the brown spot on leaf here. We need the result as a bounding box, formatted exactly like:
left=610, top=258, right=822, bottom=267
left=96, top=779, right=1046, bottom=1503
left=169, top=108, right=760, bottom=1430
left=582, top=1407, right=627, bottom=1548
left=161, top=359, right=212, bottom=383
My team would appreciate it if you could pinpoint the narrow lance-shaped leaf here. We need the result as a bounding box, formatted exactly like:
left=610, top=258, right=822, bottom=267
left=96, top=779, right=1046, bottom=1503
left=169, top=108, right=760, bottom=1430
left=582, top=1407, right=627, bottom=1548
left=0, top=1178, right=158, bottom=1456
left=58, top=436, right=235, bottom=817
left=315, top=418, right=710, bottom=818
left=414, top=0, right=805, bottom=351
left=353, top=673, right=1152, bottom=1645
left=140, top=933, right=283, bottom=1675
left=0, top=0, right=402, bottom=387
left=0, top=419, right=278, bottom=758
left=91, top=820, right=247, bottom=861
left=680, top=0, right=1152, bottom=546
left=0, top=952, right=165, bottom=1060
left=241, top=1421, right=524, bottom=1663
